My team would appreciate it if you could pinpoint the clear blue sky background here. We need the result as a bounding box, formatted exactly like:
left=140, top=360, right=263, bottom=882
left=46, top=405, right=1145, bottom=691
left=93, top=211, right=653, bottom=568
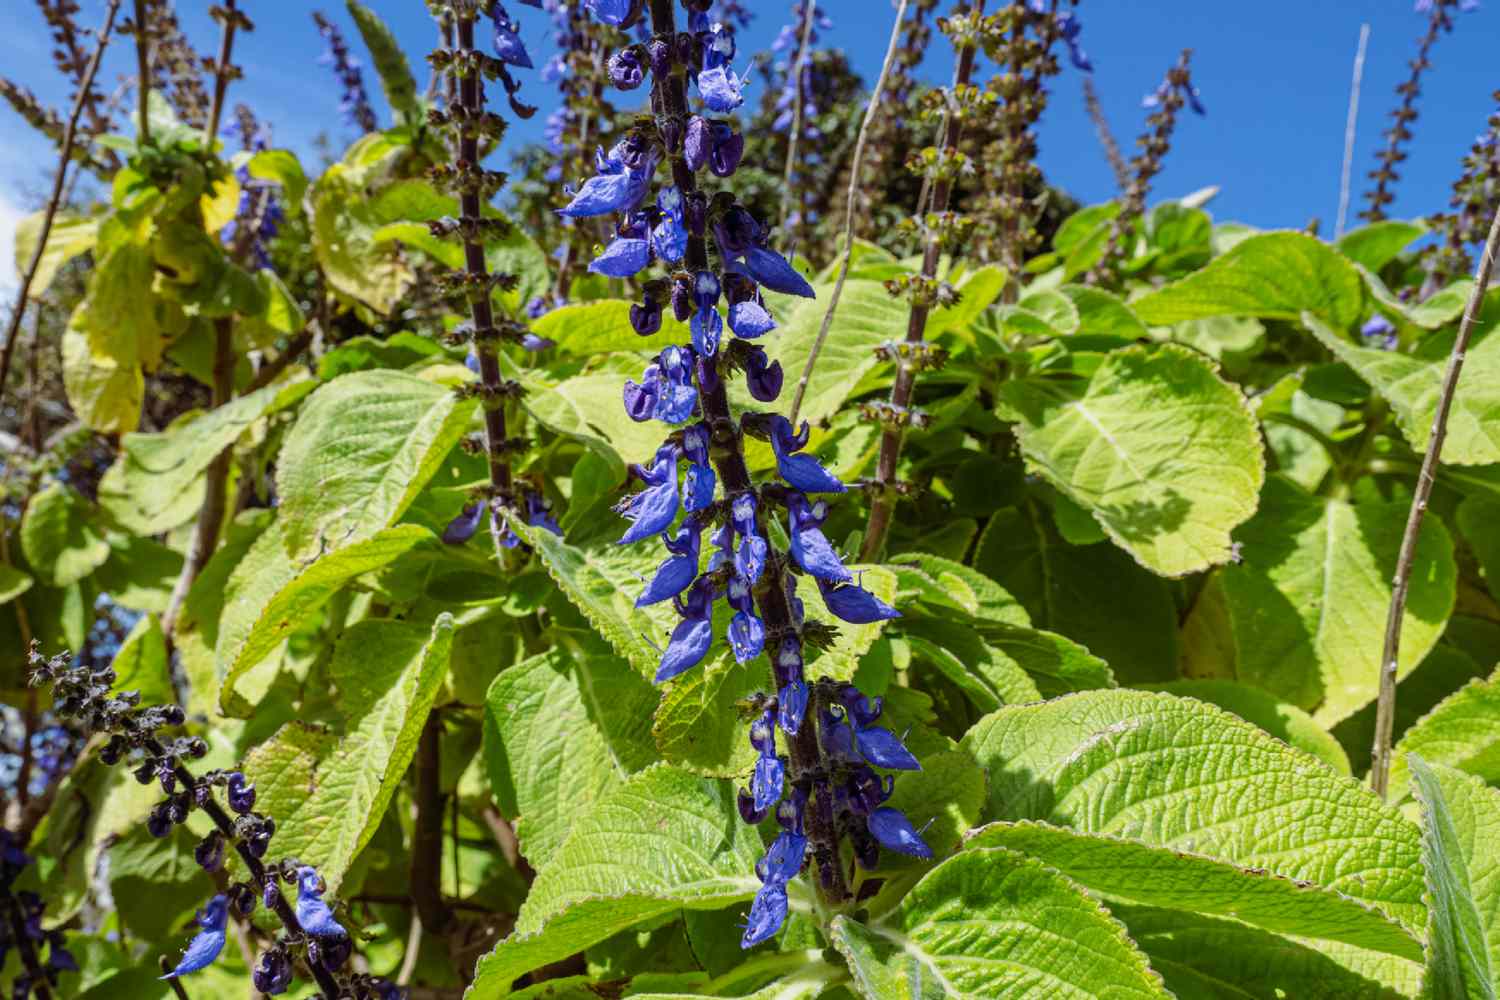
left=1, top=0, right=1497, bottom=290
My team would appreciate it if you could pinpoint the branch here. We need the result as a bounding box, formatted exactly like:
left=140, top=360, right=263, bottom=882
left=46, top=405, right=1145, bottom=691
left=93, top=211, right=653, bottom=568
left=1370, top=199, right=1500, bottom=798
left=0, top=0, right=120, bottom=411
left=132, top=0, right=151, bottom=143
left=1335, top=23, right=1371, bottom=240
left=788, top=0, right=911, bottom=427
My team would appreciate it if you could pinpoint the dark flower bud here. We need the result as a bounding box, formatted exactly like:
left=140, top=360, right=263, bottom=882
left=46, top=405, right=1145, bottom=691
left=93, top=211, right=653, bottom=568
left=246, top=824, right=273, bottom=859
left=630, top=298, right=663, bottom=336
left=263, top=878, right=281, bottom=910
left=227, top=882, right=257, bottom=917
left=322, top=933, right=353, bottom=969
left=671, top=276, right=693, bottom=322
left=608, top=46, right=645, bottom=90
left=99, top=735, right=127, bottom=765
left=709, top=123, right=744, bottom=178
left=166, top=794, right=190, bottom=825
left=253, top=948, right=293, bottom=995
left=226, top=772, right=256, bottom=815
left=133, top=761, right=156, bottom=786
left=195, top=833, right=226, bottom=873
left=157, top=762, right=177, bottom=794
left=849, top=823, right=880, bottom=870
left=648, top=38, right=673, bottom=76
left=184, top=737, right=208, bottom=759
left=684, top=192, right=707, bottom=238
left=162, top=705, right=186, bottom=727
left=737, top=787, right=770, bottom=825
left=146, top=805, right=173, bottom=839
left=675, top=30, right=696, bottom=67
left=659, top=114, right=684, bottom=154
left=194, top=781, right=213, bottom=807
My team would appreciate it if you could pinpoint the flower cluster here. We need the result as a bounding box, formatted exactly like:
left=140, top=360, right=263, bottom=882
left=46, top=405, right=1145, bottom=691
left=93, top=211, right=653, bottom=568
left=221, top=105, right=284, bottom=271
left=770, top=3, right=833, bottom=243
left=1425, top=91, right=1500, bottom=290
left=313, top=10, right=378, bottom=134
left=572, top=0, right=928, bottom=950
left=29, top=647, right=393, bottom=999
left=2, top=831, right=76, bottom=1000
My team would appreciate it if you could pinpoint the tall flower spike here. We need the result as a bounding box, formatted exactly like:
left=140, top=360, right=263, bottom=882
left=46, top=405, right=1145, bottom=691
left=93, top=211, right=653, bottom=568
left=578, top=0, right=923, bottom=950
left=312, top=11, right=377, bottom=133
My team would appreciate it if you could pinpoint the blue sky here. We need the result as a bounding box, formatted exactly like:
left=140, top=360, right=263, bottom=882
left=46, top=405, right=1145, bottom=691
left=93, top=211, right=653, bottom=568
left=1, top=0, right=1496, bottom=293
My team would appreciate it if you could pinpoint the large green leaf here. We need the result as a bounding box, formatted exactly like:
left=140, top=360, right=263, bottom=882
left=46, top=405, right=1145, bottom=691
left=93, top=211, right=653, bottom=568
left=762, top=279, right=910, bottom=428
left=311, top=134, right=413, bottom=313
left=110, top=613, right=173, bottom=709
left=974, top=503, right=1178, bottom=684
left=1407, top=755, right=1500, bottom=999
left=1115, top=903, right=1423, bottom=999
left=345, top=1, right=418, bottom=125
left=1132, top=231, right=1365, bottom=330
left=1390, top=668, right=1500, bottom=798
left=12, top=211, right=97, bottom=296
left=465, top=766, right=763, bottom=998
left=530, top=299, right=689, bottom=356
left=830, top=848, right=1170, bottom=1000
left=1002, top=344, right=1264, bottom=577
left=244, top=614, right=453, bottom=893
left=216, top=523, right=433, bottom=713
left=98, top=378, right=311, bottom=535
left=1304, top=311, right=1500, bottom=466
left=524, top=371, right=669, bottom=480
left=965, top=821, right=1419, bottom=959
left=1145, top=678, right=1352, bottom=775
left=960, top=689, right=1427, bottom=931
left=1338, top=220, right=1425, bottom=272
left=20, top=482, right=109, bottom=586
left=276, top=370, right=475, bottom=560
left=1218, top=476, right=1455, bottom=725
left=174, top=509, right=271, bottom=718
left=484, top=647, right=659, bottom=869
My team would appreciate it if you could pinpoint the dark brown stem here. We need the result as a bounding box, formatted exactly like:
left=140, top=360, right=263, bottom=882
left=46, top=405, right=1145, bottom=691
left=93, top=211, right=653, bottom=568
left=1083, top=77, right=1128, bottom=193
left=411, top=715, right=452, bottom=935
left=2, top=889, right=54, bottom=1000
left=648, top=0, right=848, bottom=905
left=1370, top=200, right=1500, bottom=798
left=453, top=13, right=514, bottom=501
left=0, top=0, right=120, bottom=411
left=860, top=0, right=986, bottom=562
left=245, top=327, right=314, bottom=393
left=1363, top=4, right=1451, bottom=222
left=132, top=0, right=151, bottom=143
left=159, top=956, right=192, bottom=999
left=204, top=0, right=243, bottom=145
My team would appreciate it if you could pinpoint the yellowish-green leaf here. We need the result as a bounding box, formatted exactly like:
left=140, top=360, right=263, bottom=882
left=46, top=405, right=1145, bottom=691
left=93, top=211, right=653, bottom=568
left=12, top=211, right=97, bottom=295
left=20, top=482, right=109, bottom=586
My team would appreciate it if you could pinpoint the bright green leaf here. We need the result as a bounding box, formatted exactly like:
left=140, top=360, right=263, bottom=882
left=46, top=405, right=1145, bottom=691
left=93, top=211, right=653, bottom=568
left=20, top=482, right=110, bottom=586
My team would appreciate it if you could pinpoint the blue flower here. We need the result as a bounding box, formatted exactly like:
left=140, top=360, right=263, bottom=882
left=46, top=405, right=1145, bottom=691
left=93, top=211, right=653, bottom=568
left=769, top=416, right=845, bottom=494
left=697, top=65, right=746, bottom=112
left=295, top=867, right=349, bottom=939
left=778, top=678, right=809, bottom=734
left=653, top=186, right=689, bottom=263
left=729, top=298, right=775, bottom=338
left=443, top=501, right=486, bottom=545
left=590, top=226, right=652, bottom=278
left=787, top=494, right=849, bottom=582
left=637, top=518, right=702, bottom=607
left=817, top=575, right=900, bottom=624
left=731, top=493, right=767, bottom=583
left=743, top=346, right=783, bottom=403
left=161, top=896, right=228, bottom=979
left=726, top=573, right=765, bottom=663
left=585, top=0, right=633, bottom=25
left=744, top=247, right=814, bottom=298
left=682, top=424, right=716, bottom=512
left=617, top=444, right=681, bottom=543
left=867, top=806, right=933, bottom=858
left=740, top=881, right=788, bottom=947
left=1362, top=314, right=1397, bottom=349
left=624, top=346, right=699, bottom=424
left=748, top=708, right=784, bottom=810
left=491, top=3, right=533, bottom=68
left=226, top=772, right=256, bottom=814
left=559, top=141, right=657, bottom=218
left=656, top=576, right=716, bottom=682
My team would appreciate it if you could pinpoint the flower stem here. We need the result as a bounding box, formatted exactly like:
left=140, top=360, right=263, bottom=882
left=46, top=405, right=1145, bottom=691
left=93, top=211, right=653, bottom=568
left=647, top=0, right=848, bottom=906
left=1, top=886, right=54, bottom=1000
left=1370, top=200, right=1500, bottom=798
left=860, top=0, right=986, bottom=562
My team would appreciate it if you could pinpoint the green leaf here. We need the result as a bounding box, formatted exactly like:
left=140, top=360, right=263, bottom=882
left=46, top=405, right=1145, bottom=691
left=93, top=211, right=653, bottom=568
left=0, top=563, right=32, bottom=605
left=244, top=614, right=453, bottom=893
left=1390, top=667, right=1500, bottom=803
left=345, top=1, right=418, bottom=125
left=465, top=766, right=763, bottom=998
left=524, top=371, right=669, bottom=481
left=61, top=322, right=142, bottom=434
left=12, top=211, right=97, bottom=296
left=110, top=613, right=173, bottom=708
left=20, top=482, right=109, bottom=586
left=311, top=134, right=413, bottom=313
left=929, top=265, right=1007, bottom=335
left=1132, top=231, right=1365, bottom=330
left=98, top=378, right=311, bottom=535
left=216, top=523, right=433, bottom=713
left=1061, top=286, right=1150, bottom=339
left=1114, top=903, right=1423, bottom=1000
left=903, top=619, right=1042, bottom=711
left=652, top=652, right=760, bottom=778
left=1218, top=476, right=1455, bottom=725
left=246, top=148, right=308, bottom=209
left=961, top=689, right=1427, bottom=931
left=965, top=821, right=1419, bottom=959
left=1144, top=678, right=1352, bottom=775
left=1338, top=220, right=1426, bottom=272
left=1001, top=344, right=1265, bottom=577
left=974, top=503, right=1178, bottom=684
left=530, top=299, right=690, bottom=356
left=276, top=370, right=475, bottom=560
left=484, top=647, right=659, bottom=869
left=240, top=270, right=306, bottom=347
left=107, top=826, right=205, bottom=940
left=889, top=552, right=1029, bottom=625
left=831, top=848, right=1170, bottom=1000
left=1407, top=755, right=1500, bottom=999
left=1304, top=311, right=1500, bottom=466
left=174, top=509, right=271, bottom=718
left=763, top=279, right=910, bottom=427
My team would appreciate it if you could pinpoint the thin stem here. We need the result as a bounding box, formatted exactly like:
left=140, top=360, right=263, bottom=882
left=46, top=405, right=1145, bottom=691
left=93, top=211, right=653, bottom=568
left=0, top=0, right=120, bottom=411
left=788, top=0, right=911, bottom=427
left=159, top=956, right=193, bottom=1000
left=1370, top=200, right=1500, bottom=798
left=1083, top=77, right=1129, bottom=193
left=204, top=0, right=242, bottom=145
left=411, top=715, right=452, bottom=935
left=132, top=0, right=151, bottom=143
left=2, top=889, right=54, bottom=1000
left=778, top=1, right=818, bottom=251
left=1335, top=23, right=1370, bottom=240
left=861, top=0, right=986, bottom=562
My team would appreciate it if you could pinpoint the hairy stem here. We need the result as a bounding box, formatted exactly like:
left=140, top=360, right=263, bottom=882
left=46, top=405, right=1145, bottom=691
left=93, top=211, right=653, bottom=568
left=0, top=0, right=120, bottom=410
left=411, top=715, right=452, bottom=935
left=1370, top=201, right=1500, bottom=798
left=861, top=0, right=986, bottom=562
left=2, top=887, right=54, bottom=1000
left=647, top=0, right=848, bottom=905
left=778, top=1, right=817, bottom=251
left=132, top=0, right=151, bottom=143
left=789, top=0, right=912, bottom=426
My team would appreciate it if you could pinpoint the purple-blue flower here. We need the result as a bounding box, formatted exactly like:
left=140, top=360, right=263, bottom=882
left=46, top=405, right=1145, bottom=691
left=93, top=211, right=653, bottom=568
left=295, top=867, right=348, bottom=939
left=491, top=3, right=533, bottom=68
left=617, top=444, right=682, bottom=544
left=637, top=518, right=702, bottom=607
left=656, top=576, right=716, bottom=682
left=817, top=575, right=901, bottom=625
left=770, top=416, right=845, bottom=494
left=161, top=896, right=228, bottom=979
